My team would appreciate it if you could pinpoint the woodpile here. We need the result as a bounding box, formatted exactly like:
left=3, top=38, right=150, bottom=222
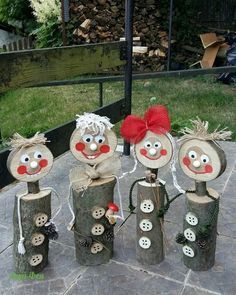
left=70, top=0, right=170, bottom=71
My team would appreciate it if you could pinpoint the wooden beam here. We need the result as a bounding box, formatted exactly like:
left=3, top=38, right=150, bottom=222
left=0, top=42, right=126, bottom=93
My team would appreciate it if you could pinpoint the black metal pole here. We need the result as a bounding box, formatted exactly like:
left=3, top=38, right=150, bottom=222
left=99, top=82, right=103, bottom=107
left=123, top=0, right=134, bottom=156
left=167, top=0, right=173, bottom=71
left=61, top=0, right=67, bottom=46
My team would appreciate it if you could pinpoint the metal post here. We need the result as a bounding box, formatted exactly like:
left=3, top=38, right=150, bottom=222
left=61, top=0, right=67, bottom=46
left=123, top=0, right=134, bottom=156
left=99, top=82, right=103, bottom=107
left=167, top=0, right=173, bottom=71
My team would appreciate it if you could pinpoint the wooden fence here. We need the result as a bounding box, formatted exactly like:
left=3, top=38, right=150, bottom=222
left=2, top=36, right=33, bottom=52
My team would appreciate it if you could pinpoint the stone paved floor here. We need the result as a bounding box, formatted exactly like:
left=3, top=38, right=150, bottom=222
left=0, top=141, right=235, bottom=295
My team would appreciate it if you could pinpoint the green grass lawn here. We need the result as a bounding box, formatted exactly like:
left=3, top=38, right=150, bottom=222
left=0, top=75, right=235, bottom=149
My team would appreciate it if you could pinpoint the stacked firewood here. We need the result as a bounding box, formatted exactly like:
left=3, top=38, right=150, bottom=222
left=70, top=0, right=170, bottom=71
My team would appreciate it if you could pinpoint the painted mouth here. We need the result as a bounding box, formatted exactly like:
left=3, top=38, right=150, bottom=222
left=186, top=165, right=208, bottom=174
left=26, top=167, right=42, bottom=176
left=142, top=154, right=162, bottom=160
left=81, top=151, right=102, bottom=160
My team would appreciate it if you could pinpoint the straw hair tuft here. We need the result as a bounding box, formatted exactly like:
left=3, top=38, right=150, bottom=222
left=9, top=132, right=48, bottom=150
left=180, top=117, right=232, bottom=142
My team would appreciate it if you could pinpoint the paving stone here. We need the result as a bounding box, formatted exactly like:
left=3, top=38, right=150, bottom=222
left=0, top=224, right=13, bottom=253
left=186, top=235, right=236, bottom=295
left=181, top=285, right=220, bottom=295
left=64, top=260, right=183, bottom=295
left=0, top=242, right=86, bottom=295
left=113, top=210, right=188, bottom=282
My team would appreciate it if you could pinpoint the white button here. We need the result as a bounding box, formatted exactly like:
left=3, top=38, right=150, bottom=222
left=91, top=223, right=105, bottom=236
left=140, top=200, right=154, bottom=213
left=31, top=233, right=45, bottom=246
left=139, top=236, right=151, bottom=249
left=91, top=242, right=103, bottom=254
left=182, top=245, right=195, bottom=258
left=139, top=219, right=153, bottom=232
left=185, top=212, right=198, bottom=226
left=92, top=207, right=105, bottom=219
left=34, top=213, right=48, bottom=227
left=184, top=228, right=196, bottom=242
left=29, top=254, right=43, bottom=266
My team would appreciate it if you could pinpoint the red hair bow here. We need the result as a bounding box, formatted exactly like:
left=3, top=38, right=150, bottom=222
left=120, top=105, right=171, bottom=144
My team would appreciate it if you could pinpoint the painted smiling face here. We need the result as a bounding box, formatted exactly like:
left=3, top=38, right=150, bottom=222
left=179, top=139, right=226, bottom=182
left=70, top=128, right=117, bottom=165
left=7, top=144, right=53, bottom=182
left=135, top=130, right=173, bottom=169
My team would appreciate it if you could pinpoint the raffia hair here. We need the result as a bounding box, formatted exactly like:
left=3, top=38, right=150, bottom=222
left=9, top=132, right=48, bottom=150
left=179, top=117, right=232, bottom=142
left=75, top=113, right=114, bottom=136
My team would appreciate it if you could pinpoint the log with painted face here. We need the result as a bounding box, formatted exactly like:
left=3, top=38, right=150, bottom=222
left=120, top=105, right=173, bottom=169
left=70, top=113, right=117, bottom=165
left=7, top=133, right=53, bottom=183
left=178, top=118, right=231, bottom=182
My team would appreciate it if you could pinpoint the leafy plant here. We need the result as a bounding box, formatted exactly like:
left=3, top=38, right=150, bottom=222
left=31, top=21, right=62, bottom=48
left=29, top=0, right=62, bottom=48
left=0, top=0, right=35, bottom=33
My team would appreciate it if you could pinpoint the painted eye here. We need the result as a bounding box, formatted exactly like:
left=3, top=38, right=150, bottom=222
left=34, top=151, right=42, bottom=159
left=201, top=155, right=209, bottom=164
left=154, top=141, right=161, bottom=148
left=144, top=141, right=152, bottom=148
left=20, top=154, right=30, bottom=163
left=188, top=151, right=197, bottom=159
left=82, top=134, right=93, bottom=143
left=95, top=135, right=105, bottom=144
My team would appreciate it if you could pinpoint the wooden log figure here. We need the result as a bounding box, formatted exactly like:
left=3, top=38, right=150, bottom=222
left=120, top=105, right=174, bottom=265
left=7, top=132, right=59, bottom=274
left=177, top=118, right=232, bottom=271
left=68, top=113, right=123, bottom=266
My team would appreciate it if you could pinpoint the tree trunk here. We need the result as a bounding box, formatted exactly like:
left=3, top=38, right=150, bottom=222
left=72, top=177, right=116, bottom=266
left=136, top=180, right=165, bottom=265
left=13, top=189, right=51, bottom=274
left=183, top=188, right=219, bottom=271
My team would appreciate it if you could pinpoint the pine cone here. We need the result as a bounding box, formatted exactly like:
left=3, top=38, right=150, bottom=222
left=196, top=239, right=208, bottom=249
left=103, top=229, right=114, bottom=242
left=175, top=233, right=187, bottom=244
left=78, top=236, right=93, bottom=248
left=41, top=222, right=59, bottom=240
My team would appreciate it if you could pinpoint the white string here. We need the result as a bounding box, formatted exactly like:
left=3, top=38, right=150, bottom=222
left=112, top=175, right=125, bottom=221
left=41, top=187, right=62, bottom=222
left=17, top=192, right=28, bottom=255
left=167, top=133, right=186, bottom=194
left=119, top=145, right=138, bottom=179
left=67, top=184, right=76, bottom=231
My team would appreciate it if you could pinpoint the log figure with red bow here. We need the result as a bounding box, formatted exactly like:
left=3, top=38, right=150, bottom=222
left=120, top=105, right=175, bottom=265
